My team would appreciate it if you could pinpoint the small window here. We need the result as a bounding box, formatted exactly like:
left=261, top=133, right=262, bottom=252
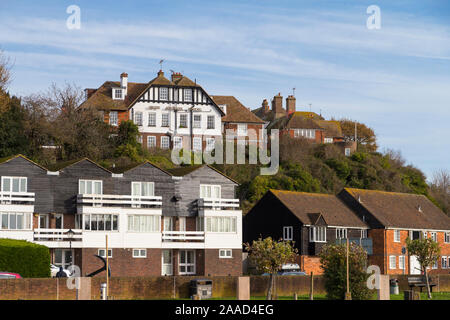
left=159, top=87, right=168, bottom=100
left=389, top=255, right=396, bottom=269
left=148, top=112, right=156, bottom=127
left=324, top=138, right=333, bottom=143
left=200, top=185, right=221, bottom=199
left=445, top=232, right=450, bottom=244
left=161, top=113, right=170, bottom=127
left=109, top=111, right=118, bottom=126
left=161, top=136, right=170, bottom=149
left=179, top=114, right=188, bottom=128
left=399, top=255, right=405, bottom=270
left=336, top=228, right=347, bottom=239
left=114, top=89, right=123, bottom=99
left=441, top=256, right=448, bottom=269
left=134, top=112, right=143, bottom=126
left=283, top=226, right=293, bottom=241
left=207, top=115, right=215, bottom=129
left=345, top=148, right=351, bottom=156
left=173, top=136, right=183, bottom=150
left=361, top=229, right=368, bottom=238
left=309, top=226, right=326, bottom=243
left=193, top=115, right=201, bottom=129
left=430, top=232, right=437, bottom=242
left=237, top=124, right=247, bottom=136
left=184, top=89, right=192, bottom=102
left=147, top=136, right=156, bottom=148
left=132, top=249, right=147, bottom=258
left=79, top=180, right=102, bottom=195
left=1, top=177, right=27, bottom=193
left=219, top=249, right=232, bottom=258
left=394, top=230, right=401, bottom=242
left=98, top=249, right=112, bottom=258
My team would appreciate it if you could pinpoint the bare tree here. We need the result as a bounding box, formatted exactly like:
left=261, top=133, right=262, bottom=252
left=430, top=169, right=450, bottom=215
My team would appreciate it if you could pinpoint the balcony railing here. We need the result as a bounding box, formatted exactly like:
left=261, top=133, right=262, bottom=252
left=0, top=192, right=35, bottom=205
left=77, top=194, right=162, bottom=208
left=33, top=228, right=83, bottom=242
left=197, top=198, right=240, bottom=210
left=162, top=231, right=205, bottom=242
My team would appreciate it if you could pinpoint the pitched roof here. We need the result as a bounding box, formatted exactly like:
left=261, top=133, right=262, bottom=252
left=211, top=96, right=265, bottom=124
left=0, top=154, right=48, bottom=171
left=314, top=120, right=343, bottom=138
left=167, top=165, right=238, bottom=184
left=269, top=189, right=368, bottom=228
left=294, top=111, right=324, bottom=120
left=341, top=188, right=450, bottom=230
left=267, top=112, right=323, bottom=130
left=79, top=81, right=148, bottom=111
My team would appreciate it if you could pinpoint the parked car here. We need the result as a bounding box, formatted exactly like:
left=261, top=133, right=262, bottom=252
left=0, top=272, right=22, bottom=279
left=261, top=263, right=307, bottom=276
left=50, top=264, right=71, bottom=277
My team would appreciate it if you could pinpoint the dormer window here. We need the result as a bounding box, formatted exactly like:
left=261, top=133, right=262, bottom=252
left=113, top=88, right=123, bottom=100
left=184, top=89, right=192, bottom=102
left=160, top=87, right=168, bottom=100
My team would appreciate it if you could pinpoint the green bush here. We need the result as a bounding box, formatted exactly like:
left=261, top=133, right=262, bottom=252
left=0, top=239, right=50, bottom=278
left=319, top=243, right=371, bottom=300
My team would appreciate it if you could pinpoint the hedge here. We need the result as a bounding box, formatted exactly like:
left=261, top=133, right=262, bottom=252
left=0, top=239, right=50, bottom=278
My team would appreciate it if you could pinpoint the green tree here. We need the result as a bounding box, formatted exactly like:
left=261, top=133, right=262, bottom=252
left=244, top=237, right=298, bottom=300
left=406, top=237, right=441, bottom=299
left=319, top=243, right=371, bottom=300
left=0, top=95, right=29, bottom=157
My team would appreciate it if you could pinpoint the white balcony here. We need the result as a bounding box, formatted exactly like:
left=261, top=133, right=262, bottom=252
left=0, top=192, right=35, bottom=205
left=77, top=194, right=162, bottom=208
left=162, top=231, right=205, bottom=242
left=33, top=228, right=83, bottom=248
left=198, top=198, right=240, bottom=210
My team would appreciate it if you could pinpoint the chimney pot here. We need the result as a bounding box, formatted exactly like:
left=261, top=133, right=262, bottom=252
left=171, top=72, right=183, bottom=83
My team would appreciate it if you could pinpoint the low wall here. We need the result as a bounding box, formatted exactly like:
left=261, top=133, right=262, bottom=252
left=0, top=275, right=325, bottom=300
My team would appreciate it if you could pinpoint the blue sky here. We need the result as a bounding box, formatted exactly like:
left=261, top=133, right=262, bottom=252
left=1, top=0, right=449, bottom=179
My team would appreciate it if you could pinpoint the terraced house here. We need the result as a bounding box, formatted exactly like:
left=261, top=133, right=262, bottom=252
left=80, top=71, right=264, bottom=151
left=244, top=188, right=450, bottom=275
left=0, top=155, right=242, bottom=277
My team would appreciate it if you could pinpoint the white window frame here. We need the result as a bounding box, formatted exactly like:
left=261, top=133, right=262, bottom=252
left=283, top=226, right=293, bottom=241
left=219, top=249, right=232, bottom=259
left=147, top=136, right=156, bottom=148
left=207, top=115, right=215, bottom=129
left=161, top=250, right=173, bottom=276
left=127, top=215, right=160, bottom=233
left=389, top=255, right=396, bottom=269
left=309, top=226, right=326, bottom=243
left=205, top=217, right=237, bottom=233
left=336, top=228, right=347, bottom=240
left=178, top=250, right=196, bottom=275
left=361, top=229, right=368, bottom=238
left=1, top=176, right=27, bottom=193
left=193, top=137, right=202, bottom=151
left=205, top=138, right=215, bottom=151
left=159, top=87, right=168, bottom=100
left=0, top=212, right=32, bottom=230
left=109, top=111, right=118, bottom=126
left=161, top=113, right=170, bottom=127
left=441, top=256, right=448, bottom=269
left=430, top=232, right=437, bottom=242
left=173, top=136, right=183, bottom=150
left=132, top=249, right=147, bottom=258
left=131, top=181, right=155, bottom=197
left=193, top=115, right=201, bottom=129
left=134, top=111, right=143, bottom=126
left=113, top=88, right=123, bottom=100
left=98, top=249, right=112, bottom=258
left=237, top=124, right=248, bottom=136
left=200, top=185, right=221, bottom=199
left=161, top=136, right=170, bottom=149
left=445, top=232, right=450, bottom=244
left=183, top=89, right=192, bottom=102
left=148, top=112, right=156, bottom=127
left=78, top=180, right=103, bottom=195
left=84, top=214, right=118, bottom=231
left=394, top=229, right=401, bottom=243
left=179, top=114, right=188, bottom=128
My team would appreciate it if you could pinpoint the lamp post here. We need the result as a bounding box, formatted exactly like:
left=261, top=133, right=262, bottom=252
left=66, top=228, right=75, bottom=265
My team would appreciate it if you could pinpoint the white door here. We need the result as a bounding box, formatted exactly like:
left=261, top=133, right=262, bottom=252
left=162, top=250, right=173, bottom=276
left=410, top=255, right=421, bottom=274
left=163, top=217, right=173, bottom=231
left=39, top=214, right=49, bottom=229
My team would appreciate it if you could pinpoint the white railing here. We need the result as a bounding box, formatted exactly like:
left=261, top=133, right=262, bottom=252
left=198, top=198, right=240, bottom=210
left=0, top=192, right=35, bottom=205
left=33, top=228, right=83, bottom=242
left=162, top=231, right=205, bottom=242
left=77, top=194, right=162, bottom=208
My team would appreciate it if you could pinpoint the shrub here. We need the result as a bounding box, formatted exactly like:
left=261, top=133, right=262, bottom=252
left=0, top=239, right=50, bottom=278
left=319, top=243, right=371, bottom=300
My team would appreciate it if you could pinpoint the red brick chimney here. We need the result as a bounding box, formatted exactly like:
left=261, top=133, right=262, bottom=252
left=286, top=95, right=296, bottom=115
left=84, top=88, right=97, bottom=100
left=262, top=99, right=269, bottom=113
left=272, top=93, right=283, bottom=117
left=171, top=72, right=183, bottom=83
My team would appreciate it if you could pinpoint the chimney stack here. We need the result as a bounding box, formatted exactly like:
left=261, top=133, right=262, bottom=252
left=272, top=93, right=283, bottom=118
left=84, top=88, right=96, bottom=100
left=171, top=72, right=183, bottom=83
left=262, top=99, right=269, bottom=113
left=120, top=72, right=128, bottom=95
left=286, top=95, right=296, bottom=115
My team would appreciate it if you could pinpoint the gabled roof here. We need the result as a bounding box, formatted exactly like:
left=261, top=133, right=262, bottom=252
left=48, top=158, right=112, bottom=174
left=314, top=120, right=343, bottom=138
left=119, top=160, right=173, bottom=176
left=340, top=188, right=450, bottom=230
left=269, top=189, right=368, bottom=228
left=167, top=165, right=238, bottom=184
left=0, top=154, right=47, bottom=171
left=267, top=112, right=323, bottom=130
left=211, top=96, right=265, bottom=124
left=294, top=111, right=324, bottom=120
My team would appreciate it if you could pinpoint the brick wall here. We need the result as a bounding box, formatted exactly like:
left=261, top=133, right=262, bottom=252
left=299, top=255, right=323, bottom=275
left=203, top=249, right=242, bottom=276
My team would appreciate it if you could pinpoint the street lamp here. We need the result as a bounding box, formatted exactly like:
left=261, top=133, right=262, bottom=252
left=66, top=228, right=75, bottom=266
